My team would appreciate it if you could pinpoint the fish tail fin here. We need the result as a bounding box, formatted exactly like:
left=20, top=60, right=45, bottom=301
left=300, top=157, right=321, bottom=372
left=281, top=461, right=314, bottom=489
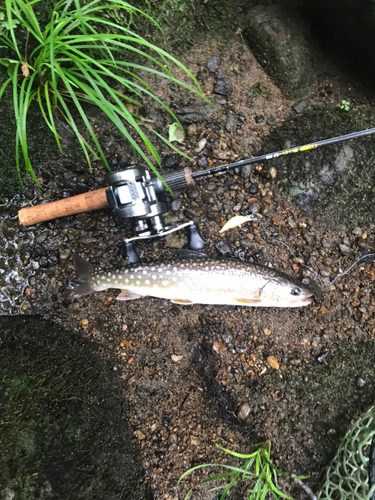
left=64, top=254, right=96, bottom=301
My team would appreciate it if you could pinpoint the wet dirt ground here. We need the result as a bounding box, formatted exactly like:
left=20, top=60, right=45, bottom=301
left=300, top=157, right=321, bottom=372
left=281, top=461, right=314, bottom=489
left=2, top=32, right=375, bottom=500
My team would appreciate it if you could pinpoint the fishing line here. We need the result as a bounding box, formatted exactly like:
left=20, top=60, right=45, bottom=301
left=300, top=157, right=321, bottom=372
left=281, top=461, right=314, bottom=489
left=220, top=214, right=375, bottom=287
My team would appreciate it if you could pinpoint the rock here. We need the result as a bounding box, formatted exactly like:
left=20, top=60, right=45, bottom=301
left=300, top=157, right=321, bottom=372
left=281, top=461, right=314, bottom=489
left=171, top=198, right=182, bottom=211
left=202, top=192, right=214, bottom=204
left=249, top=183, right=259, bottom=195
left=225, top=114, right=237, bottom=133
left=293, top=101, right=309, bottom=114
left=187, top=123, right=197, bottom=136
left=353, top=227, right=363, bottom=237
left=134, top=430, right=146, bottom=440
left=272, top=217, right=285, bottom=226
left=187, top=189, right=200, bottom=200
left=195, top=138, right=207, bottom=153
left=268, top=167, right=277, bottom=179
left=237, top=403, right=251, bottom=420
left=212, top=340, right=226, bottom=353
left=250, top=202, right=261, bottom=215
left=207, top=56, right=221, bottom=72
left=287, top=217, right=297, bottom=229
left=165, top=234, right=187, bottom=249
left=244, top=5, right=317, bottom=99
left=190, top=436, right=199, bottom=446
left=176, top=104, right=215, bottom=125
left=214, top=73, right=233, bottom=96
left=267, top=356, right=279, bottom=370
left=213, top=149, right=230, bottom=160
left=339, top=244, right=354, bottom=256
left=197, top=156, right=208, bottom=168
left=148, top=109, right=165, bottom=130
left=318, top=305, right=329, bottom=315
left=81, top=319, right=89, bottom=329
left=357, top=378, right=366, bottom=388
left=264, top=327, right=271, bottom=336
left=171, top=354, right=183, bottom=362
left=162, top=154, right=182, bottom=168
left=240, top=165, right=252, bottom=180
left=59, top=248, right=71, bottom=265
left=216, top=241, right=231, bottom=255
left=239, top=136, right=256, bottom=154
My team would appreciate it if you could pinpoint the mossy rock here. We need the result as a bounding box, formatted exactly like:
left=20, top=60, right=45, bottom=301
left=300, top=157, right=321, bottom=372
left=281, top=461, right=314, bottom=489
left=0, top=316, right=147, bottom=500
left=261, top=106, right=375, bottom=228
left=244, top=4, right=318, bottom=100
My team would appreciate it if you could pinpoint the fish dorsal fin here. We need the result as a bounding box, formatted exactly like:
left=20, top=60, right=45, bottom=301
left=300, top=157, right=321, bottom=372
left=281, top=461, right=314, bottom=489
left=116, top=290, right=142, bottom=301
left=178, top=249, right=207, bottom=260
left=234, top=297, right=262, bottom=305
left=171, top=298, right=194, bottom=305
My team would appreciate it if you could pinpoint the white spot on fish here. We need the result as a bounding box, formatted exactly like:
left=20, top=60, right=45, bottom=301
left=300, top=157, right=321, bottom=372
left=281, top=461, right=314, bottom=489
left=125, top=269, right=128, bottom=273
left=166, top=270, right=170, bottom=275
left=136, top=281, right=140, bottom=285
left=97, top=281, right=100, bottom=286
left=173, top=267, right=177, bottom=271
left=153, top=284, right=158, bottom=288
left=143, top=270, right=147, bottom=275
left=145, top=280, right=150, bottom=285
left=115, top=280, right=118, bottom=284
left=101, top=276, right=106, bottom=280
left=152, top=275, right=157, bottom=280
left=118, top=275, right=122, bottom=279
left=205, top=267, right=209, bottom=271
left=138, top=275, right=142, bottom=279
left=125, top=279, right=129, bottom=284
left=108, top=272, right=111, bottom=276
left=162, top=280, right=169, bottom=286
left=172, top=277, right=177, bottom=282
left=130, top=275, right=134, bottom=279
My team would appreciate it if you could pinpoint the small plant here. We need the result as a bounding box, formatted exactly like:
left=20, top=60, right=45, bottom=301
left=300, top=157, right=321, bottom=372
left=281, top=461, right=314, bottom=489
left=341, top=100, right=351, bottom=111
left=179, top=441, right=308, bottom=500
left=0, top=0, right=207, bottom=187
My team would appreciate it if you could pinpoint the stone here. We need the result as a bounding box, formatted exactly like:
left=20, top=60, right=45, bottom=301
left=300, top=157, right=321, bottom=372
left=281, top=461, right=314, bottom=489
left=187, top=189, right=200, bottom=200
left=171, top=198, right=182, bottom=211
left=162, top=154, right=182, bottom=169
left=225, top=114, right=237, bottom=133
left=214, top=73, right=233, bottom=96
left=267, top=356, right=279, bottom=370
left=339, top=244, right=354, bottom=256
left=293, top=101, right=309, bottom=114
left=216, top=241, right=231, bottom=255
left=176, top=104, right=216, bottom=125
left=195, top=138, right=207, bottom=153
left=165, top=234, right=187, bottom=249
left=207, top=56, right=221, bottom=72
left=268, top=167, right=277, bottom=178
left=240, top=165, right=252, bottom=180
left=197, top=156, right=208, bottom=168
left=187, top=123, right=197, bottom=136
left=244, top=5, right=317, bottom=99
left=171, top=354, right=183, bottom=362
left=134, top=430, right=146, bottom=440
left=237, top=403, right=251, bottom=420
left=213, top=149, right=230, bottom=160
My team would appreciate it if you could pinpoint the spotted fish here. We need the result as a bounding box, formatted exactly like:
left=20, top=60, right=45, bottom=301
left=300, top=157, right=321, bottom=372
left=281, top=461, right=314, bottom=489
left=65, top=254, right=322, bottom=307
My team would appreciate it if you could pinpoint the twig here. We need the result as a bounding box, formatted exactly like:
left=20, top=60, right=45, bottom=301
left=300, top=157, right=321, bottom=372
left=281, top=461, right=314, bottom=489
left=292, top=474, right=317, bottom=500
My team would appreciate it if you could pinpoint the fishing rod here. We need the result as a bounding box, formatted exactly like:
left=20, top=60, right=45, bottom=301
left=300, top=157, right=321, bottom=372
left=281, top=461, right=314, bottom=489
left=18, top=126, right=375, bottom=262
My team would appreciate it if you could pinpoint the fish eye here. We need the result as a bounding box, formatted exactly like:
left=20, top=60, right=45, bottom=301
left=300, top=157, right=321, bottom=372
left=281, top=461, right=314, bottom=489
left=291, top=287, right=301, bottom=296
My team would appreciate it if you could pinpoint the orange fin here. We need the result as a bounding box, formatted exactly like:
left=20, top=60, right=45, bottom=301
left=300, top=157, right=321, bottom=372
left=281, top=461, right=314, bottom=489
left=171, top=298, right=194, bottom=305
left=234, top=297, right=262, bottom=305
left=116, top=290, right=142, bottom=301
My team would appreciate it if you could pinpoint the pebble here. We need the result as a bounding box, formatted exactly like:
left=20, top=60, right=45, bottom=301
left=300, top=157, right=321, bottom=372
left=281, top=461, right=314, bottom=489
left=187, top=123, right=197, bottom=136
left=190, top=436, right=199, bottom=446
left=213, top=149, right=230, bottom=160
left=214, top=73, right=233, bottom=96
left=261, top=205, right=270, bottom=216
left=339, top=244, right=354, bottom=256
left=237, top=403, right=251, bottom=420
left=216, top=241, right=231, bottom=255
left=293, top=100, right=308, bottom=114
left=272, top=217, right=285, bottom=226
left=264, top=327, right=271, bottom=336
left=267, top=356, right=279, bottom=370
left=249, top=183, right=259, bottom=195
left=240, top=165, right=252, bottom=180
left=171, top=198, right=182, bottom=211
left=202, top=192, right=214, bottom=204
left=357, top=378, right=366, bottom=388
left=165, top=234, right=187, bottom=249
left=134, top=430, right=146, bottom=440
left=197, top=156, right=208, bottom=168
left=225, top=114, right=237, bottom=133
left=187, top=189, right=200, bottom=200
left=195, top=138, right=207, bottom=153
left=212, top=340, right=226, bottom=353
left=318, top=305, right=329, bottom=315
left=287, top=217, right=297, bottom=229
left=207, top=56, right=221, bottom=72
left=59, top=248, right=71, bottom=265
left=162, top=154, right=182, bottom=168
left=268, top=167, right=277, bottom=179
left=352, top=227, right=362, bottom=237
left=81, top=319, right=89, bottom=329
left=171, top=354, right=183, bottom=362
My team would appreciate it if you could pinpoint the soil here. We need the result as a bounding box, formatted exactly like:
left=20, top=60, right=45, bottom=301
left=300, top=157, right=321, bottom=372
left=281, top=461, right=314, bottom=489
left=1, top=11, right=375, bottom=500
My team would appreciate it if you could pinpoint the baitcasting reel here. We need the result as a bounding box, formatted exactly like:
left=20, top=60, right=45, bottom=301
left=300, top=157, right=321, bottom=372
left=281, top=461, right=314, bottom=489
left=105, top=165, right=205, bottom=262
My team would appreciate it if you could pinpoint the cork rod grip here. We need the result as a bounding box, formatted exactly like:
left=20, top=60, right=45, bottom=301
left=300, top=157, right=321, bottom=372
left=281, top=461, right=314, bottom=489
left=18, top=188, right=109, bottom=227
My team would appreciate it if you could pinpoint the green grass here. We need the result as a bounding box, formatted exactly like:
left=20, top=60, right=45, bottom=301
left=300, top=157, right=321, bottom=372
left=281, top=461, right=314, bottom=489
left=179, top=442, right=307, bottom=500
left=0, top=0, right=208, bottom=188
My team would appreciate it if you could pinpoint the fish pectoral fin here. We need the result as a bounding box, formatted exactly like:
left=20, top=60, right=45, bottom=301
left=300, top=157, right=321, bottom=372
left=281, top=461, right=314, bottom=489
left=116, top=290, right=142, bottom=301
left=171, top=298, right=194, bottom=305
left=234, top=297, right=262, bottom=305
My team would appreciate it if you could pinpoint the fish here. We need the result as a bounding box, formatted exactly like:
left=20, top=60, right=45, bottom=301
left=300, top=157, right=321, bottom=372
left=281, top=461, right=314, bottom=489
left=64, top=253, right=322, bottom=307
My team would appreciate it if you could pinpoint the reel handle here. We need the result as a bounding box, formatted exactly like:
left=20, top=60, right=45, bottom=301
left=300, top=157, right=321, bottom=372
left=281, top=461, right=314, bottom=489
left=18, top=187, right=108, bottom=227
